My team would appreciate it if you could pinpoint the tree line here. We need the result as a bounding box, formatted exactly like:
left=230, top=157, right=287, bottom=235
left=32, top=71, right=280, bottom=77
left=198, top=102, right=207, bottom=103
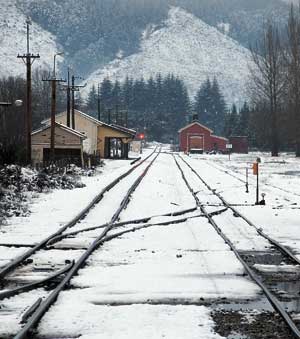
left=0, top=69, right=66, bottom=164
left=85, top=74, right=190, bottom=142
left=249, top=4, right=300, bottom=157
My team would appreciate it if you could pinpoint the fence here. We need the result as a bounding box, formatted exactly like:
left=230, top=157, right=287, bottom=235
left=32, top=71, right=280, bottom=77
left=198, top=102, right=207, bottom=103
left=32, top=154, right=102, bottom=172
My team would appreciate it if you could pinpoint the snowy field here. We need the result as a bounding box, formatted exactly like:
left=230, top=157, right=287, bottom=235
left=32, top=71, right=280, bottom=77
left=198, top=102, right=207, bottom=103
left=184, top=152, right=300, bottom=256
left=0, top=147, right=300, bottom=338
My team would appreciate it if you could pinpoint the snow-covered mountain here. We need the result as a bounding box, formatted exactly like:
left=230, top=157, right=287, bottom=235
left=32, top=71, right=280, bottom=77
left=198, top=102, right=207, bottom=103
left=83, top=7, right=254, bottom=105
left=0, top=0, right=62, bottom=78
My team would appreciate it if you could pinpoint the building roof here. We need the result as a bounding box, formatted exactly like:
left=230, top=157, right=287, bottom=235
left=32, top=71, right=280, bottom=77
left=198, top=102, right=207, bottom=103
left=32, top=122, right=86, bottom=139
left=41, top=109, right=103, bottom=126
left=211, top=135, right=228, bottom=141
left=110, top=123, right=136, bottom=136
left=178, top=121, right=213, bottom=134
left=42, top=110, right=136, bottom=137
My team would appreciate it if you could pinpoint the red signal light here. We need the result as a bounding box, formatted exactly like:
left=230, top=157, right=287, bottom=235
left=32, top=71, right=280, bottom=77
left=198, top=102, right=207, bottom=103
left=139, top=133, right=145, bottom=140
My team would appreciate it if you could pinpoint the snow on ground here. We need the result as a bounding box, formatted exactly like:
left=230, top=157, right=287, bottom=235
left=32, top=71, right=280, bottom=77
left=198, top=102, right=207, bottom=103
left=3, top=149, right=300, bottom=338
left=36, top=153, right=259, bottom=339
left=40, top=303, right=224, bottom=339
left=183, top=152, right=300, bottom=257
left=0, top=149, right=152, bottom=258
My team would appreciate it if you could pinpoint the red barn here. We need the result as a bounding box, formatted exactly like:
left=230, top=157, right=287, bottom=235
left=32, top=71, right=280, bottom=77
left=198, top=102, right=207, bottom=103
left=179, top=121, right=228, bottom=153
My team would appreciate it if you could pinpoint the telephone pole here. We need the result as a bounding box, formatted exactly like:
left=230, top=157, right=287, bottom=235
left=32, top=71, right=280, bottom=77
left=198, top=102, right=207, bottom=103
left=97, top=84, right=101, bottom=121
left=17, top=19, right=40, bottom=165
left=66, top=68, right=71, bottom=127
left=115, top=104, right=119, bottom=125
left=69, top=75, right=86, bottom=130
left=43, top=53, right=65, bottom=162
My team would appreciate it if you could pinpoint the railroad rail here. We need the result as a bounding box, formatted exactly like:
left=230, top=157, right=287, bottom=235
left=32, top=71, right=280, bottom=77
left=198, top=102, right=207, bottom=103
left=13, top=149, right=161, bottom=339
left=0, top=148, right=157, bottom=281
left=0, top=147, right=159, bottom=338
left=173, top=153, right=300, bottom=339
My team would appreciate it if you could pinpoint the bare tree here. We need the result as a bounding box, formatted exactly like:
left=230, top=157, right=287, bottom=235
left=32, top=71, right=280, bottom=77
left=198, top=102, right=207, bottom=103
left=286, top=4, right=300, bottom=157
left=250, top=21, right=286, bottom=156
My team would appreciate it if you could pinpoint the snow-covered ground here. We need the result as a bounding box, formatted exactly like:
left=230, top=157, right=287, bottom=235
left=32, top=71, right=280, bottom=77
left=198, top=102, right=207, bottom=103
left=183, top=152, right=300, bottom=256
left=1, top=149, right=300, bottom=338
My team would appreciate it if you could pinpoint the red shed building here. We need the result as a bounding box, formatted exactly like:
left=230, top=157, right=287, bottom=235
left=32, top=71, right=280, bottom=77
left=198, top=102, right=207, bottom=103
left=229, top=136, right=249, bottom=154
left=179, top=121, right=228, bottom=153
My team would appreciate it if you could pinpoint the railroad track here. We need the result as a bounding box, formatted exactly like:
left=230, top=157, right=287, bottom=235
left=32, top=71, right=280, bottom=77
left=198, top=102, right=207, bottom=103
left=173, top=153, right=300, bottom=338
left=0, top=147, right=163, bottom=338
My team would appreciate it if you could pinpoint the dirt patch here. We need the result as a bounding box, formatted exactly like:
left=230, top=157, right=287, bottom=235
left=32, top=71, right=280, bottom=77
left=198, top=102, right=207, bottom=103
left=212, top=310, right=295, bottom=339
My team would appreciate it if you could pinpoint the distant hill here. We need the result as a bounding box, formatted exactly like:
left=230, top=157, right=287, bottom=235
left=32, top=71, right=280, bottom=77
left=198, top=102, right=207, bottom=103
left=16, top=0, right=290, bottom=75
left=0, top=0, right=292, bottom=104
left=0, top=0, right=61, bottom=78
left=83, top=7, right=254, bottom=105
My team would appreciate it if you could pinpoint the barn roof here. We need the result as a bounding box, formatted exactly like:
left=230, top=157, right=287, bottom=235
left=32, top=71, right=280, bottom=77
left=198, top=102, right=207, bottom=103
left=178, top=121, right=213, bottom=133
left=32, top=122, right=86, bottom=139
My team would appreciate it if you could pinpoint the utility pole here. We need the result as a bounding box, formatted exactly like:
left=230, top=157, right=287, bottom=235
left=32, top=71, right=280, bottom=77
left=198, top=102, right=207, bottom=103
left=125, top=109, right=128, bottom=128
left=69, top=75, right=86, bottom=130
left=71, top=75, right=76, bottom=129
left=115, top=104, right=119, bottom=125
left=66, top=68, right=71, bottom=127
left=108, top=108, right=111, bottom=124
left=97, top=84, right=101, bottom=121
left=43, top=52, right=65, bottom=162
left=17, top=19, right=40, bottom=165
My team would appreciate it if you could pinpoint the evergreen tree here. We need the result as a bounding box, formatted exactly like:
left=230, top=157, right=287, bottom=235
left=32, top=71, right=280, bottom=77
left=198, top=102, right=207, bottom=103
left=95, top=73, right=190, bottom=141
left=112, top=80, right=122, bottom=108
left=100, top=78, right=113, bottom=110
left=122, top=76, right=134, bottom=109
left=224, top=103, right=239, bottom=137
left=194, top=77, right=226, bottom=134
left=237, top=101, right=250, bottom=136
left=86, top=84, right=97, bottom=115
left=211, top=77, right=226, bottom=134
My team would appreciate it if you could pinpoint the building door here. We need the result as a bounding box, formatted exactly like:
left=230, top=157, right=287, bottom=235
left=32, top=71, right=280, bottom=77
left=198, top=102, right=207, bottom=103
left=189, top=136, right=204, bottom=151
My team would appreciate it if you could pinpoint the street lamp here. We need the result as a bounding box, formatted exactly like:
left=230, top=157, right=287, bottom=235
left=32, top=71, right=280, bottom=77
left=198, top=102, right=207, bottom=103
left=53, top=52, right=64, bottom=78
left=0, top=100, right=23, bottom=107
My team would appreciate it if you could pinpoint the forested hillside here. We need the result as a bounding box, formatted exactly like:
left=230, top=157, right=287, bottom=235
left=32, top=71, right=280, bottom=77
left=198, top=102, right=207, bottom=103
left=17, top=0, right=290, bottom=75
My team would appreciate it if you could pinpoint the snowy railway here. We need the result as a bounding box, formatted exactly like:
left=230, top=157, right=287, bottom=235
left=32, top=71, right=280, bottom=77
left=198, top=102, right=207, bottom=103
left=1, top=148, right=300, bottom=338
left=0, top=147, right=161, bottom=338
left=201, top=158, right=300, bottom=200
left=174, top=154, right=300, bottom=338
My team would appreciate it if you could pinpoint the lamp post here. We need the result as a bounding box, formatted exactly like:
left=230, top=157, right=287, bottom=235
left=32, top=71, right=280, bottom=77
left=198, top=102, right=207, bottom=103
left=53, top=52, right=64, bottom=78
left=0, top=100, right=23, bottom=107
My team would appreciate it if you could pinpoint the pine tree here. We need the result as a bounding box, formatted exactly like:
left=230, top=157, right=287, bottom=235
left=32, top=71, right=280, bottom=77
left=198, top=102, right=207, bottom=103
left=100, top=78, right=113, bottom=110
left=194, top=77, right=226, bottom=134
left=225, top=104, right=239, bottom=138
left=211, top=77, right=226, bottom=135
left=122, top=76, right=134, bottom=109
left=86, top=84, right=97, bottom=115
left=237, top=101, right=250, bottom=136
left=112, top=80, right=122, bottom=108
